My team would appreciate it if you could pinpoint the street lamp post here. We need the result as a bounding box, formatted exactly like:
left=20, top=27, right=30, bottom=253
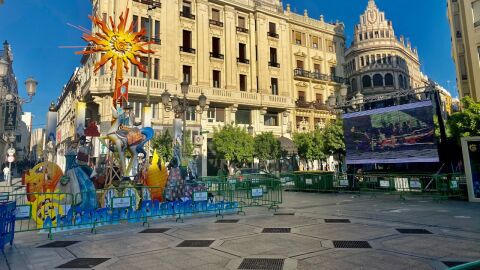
left=161, top=81, right=207, bottom=158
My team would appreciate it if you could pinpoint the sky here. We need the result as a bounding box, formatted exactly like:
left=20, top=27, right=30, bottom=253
left=0, top=0, right=457, bottom=128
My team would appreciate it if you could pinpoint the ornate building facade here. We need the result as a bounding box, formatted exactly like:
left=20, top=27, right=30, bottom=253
left=55, top=0, right=345, bottom=175
left=447, top=0, right=480, bottom=101
left=344, top=0, right=424, bottom=99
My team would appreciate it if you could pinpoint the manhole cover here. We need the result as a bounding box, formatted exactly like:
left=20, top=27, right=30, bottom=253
left=216, top=219, right=239, bottom=223
left=262, top=228, right=291, bottom=233
left=177, top=240, right=214, bottom=247
left=139, top=228, right=170, bottom=233
left=442, top=261, right=469, bottom=267
left=56, top=258, right=110, bottom=268
left=273, top=213, right=295, bottom=216
left=238, top=258, right=285, bottom=270
left=38, top=241, right=79, bottom=248
left=325, top=219, right=350, bottom=223
left=396, top=229, right=432, bottom=234
left=333, top=241, right=371, bottom=248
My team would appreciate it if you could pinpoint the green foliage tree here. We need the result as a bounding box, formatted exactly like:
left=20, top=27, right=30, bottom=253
left=447, top=97, right=480, bottom=140
left=151, top=130, right=173, bottom=162
left=253, top=132, right=281, bottom=171
left=212, top=123, right=254, bottom=174
left=292, top=132, right=314, bottom=170
left=312, top=128, right=327, bottom=168
left=322, top=120, right=346, bottom=155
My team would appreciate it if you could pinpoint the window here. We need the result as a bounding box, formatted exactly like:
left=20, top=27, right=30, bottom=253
left=134, top=101, right=142, bottom=117
left=212, top=37, right=221, bottom=54
left=212, top=9, right=220, bottom=21
left=271, top=78, right=279, bottom=95
left=140, top=57, right=148, bottom=78
left=264, top=112, right=278, bottom=126
left=269, top=22, right=276, bottom=34
left=152, top=103, right=160, bottom=119
left=364, top=32, right=368, bottom=40
left=239, top=74, right=247, bottom=91
left=298, top=91, right=305, bottom=101
left=269, top=47, right=277, bottom=64
left=99, top=53, right=106, bottom=75
left=316, top=93, right=323, bottom=103
left=330, top=66, right=336, bottom=76
left=360, top=56, right=365, bottom=66
left=207, top=107, right=225, bottom=122
left=327, top=40, right=334, bottom=52
left=351, top=78, right=358, bottom=92
left=183, top=65, right=191, bottom=83
left=382, top=54, right=387, bottom=64
left=380, top=30, right=385, bottom=38
left=362, top=75, right=372, bottom=88
left=473, top=1, right=480, bottom=27
left=133, top=15, right=139, bottom=32
left=314, top=63, right=321, bottom=73
left=376, top=54, right=381, bottom=64
left=182, top=1, right=192, bottom=15
left=239, top=43, right=247, bottom=60
left=375, top=31, right=379, bottom=38
left=366, top=55, right=370, bottom=65
left=385, top=73, right=394, bottom=86
left=369, top=31, right=373, bottom=39
left=293, top=31, right=302, bottom=45
left=154, top=59, right=160, bottom=80
left=131, top=64, right=137, bottom=77
left=399, top=74, right=405, bottom=89
left=235, top=109, right=250, bottom=124
left=386, top=31, right=390, bottom=37
left=312, top=36, right=319, bottom=48
left=183, top=30, right=192, bottom=48
left=387, top=55, right=392, bottom=64
left=141, top=17, right=149, bottom=37
left=154, top=20, right=160, bottom=43
left=213, top=70, right=221, bottom=88
left=359, top=34, right=362, bottom=41
left=373, top=74, right=383, bottom=87
left=296, top=60, right=304, bottom=69
left=238, top=16, right=246, bottom=28
left=186, top=107, right=196, bottom=121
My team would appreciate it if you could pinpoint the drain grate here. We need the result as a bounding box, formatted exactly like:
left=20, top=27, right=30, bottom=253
left=38, top=241, right=79, bottom=248
left=177, top=240, right=214, bottom=247
left=238, top=258, right=285, bottom=270
left=396, top=228, right=432, bottom=234
left=442, top=261, right=469, bottom=267
left=325, top=219, right=350, bottom=223
left=273, top=213, right=295, bottom=216
left=56, top=258, right=110, bottom=268
left=216, top=219, right=239, bottom=223
left=262, top=228, right=291, bottom=233
left=139, top=228, right=170, bottom=233
left=333, top=240, right=371, bottom=248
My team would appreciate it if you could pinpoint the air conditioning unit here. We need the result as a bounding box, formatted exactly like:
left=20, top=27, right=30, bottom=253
left=193, top=135, right=204, bottom=145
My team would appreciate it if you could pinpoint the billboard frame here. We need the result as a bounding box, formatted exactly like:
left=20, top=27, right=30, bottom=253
left=461, top=137, right=480, bottom=203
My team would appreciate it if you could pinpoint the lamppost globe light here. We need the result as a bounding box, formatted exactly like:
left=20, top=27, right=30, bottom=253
left=25, top=76, right=38, bottom=97
left=355, top=92, right=364, bottom=105
left=198, top=93, right=207, bottom=109
left=340, top=84, right=348, bottom=97
left=5, top=93, right=13, bottom=101
left=8, top=134, right=16, bottom=143
left=247, top=124, right=254, bottom=135
left=181, top=80, right=189, bottom=95
left=0, top=58, right=8, bottom=76
left=161, top=90, right=171, bottom=107
left=328, top=94, right=336, bottom=107
left=171, top=95, right=179, bottom=108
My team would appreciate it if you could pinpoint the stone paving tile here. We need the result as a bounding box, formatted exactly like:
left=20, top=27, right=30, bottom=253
left=298, top=223, right=396, bottom=241
left=169, top=222, right=257, bottom=240
left=219, top=233, right=326, bottom=257
left=297, top=249, right=434, bottom=270
left=242, top=214, right=318, bottom=228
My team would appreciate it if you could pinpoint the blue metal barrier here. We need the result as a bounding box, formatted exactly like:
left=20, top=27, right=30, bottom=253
left=0, top=201, right=16, bottom=250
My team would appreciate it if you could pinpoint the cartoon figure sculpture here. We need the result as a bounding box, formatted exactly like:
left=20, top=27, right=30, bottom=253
left=145, top=150, right=168, bottom=201
left=99, top=106, right=154, bottom=178
left=23, top=162, right=63, bottom=201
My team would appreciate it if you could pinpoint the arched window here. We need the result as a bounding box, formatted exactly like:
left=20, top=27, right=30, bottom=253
left=362, top=75, right=372, bottom=88
left=351, top=78, right=358, bottom=92
left=385, top=73, right=394, bottom=86
left=373, top=74, right=383, bottom=87
left=399, top=75, right=404, bottom=89
left=403, top=76, right=408, bottom=89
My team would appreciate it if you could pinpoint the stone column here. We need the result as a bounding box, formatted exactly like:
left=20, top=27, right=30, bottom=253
left=248, top=13, right=257, bottom=93
left=196, top=0, right=210, bottom=87
left=224, top=6, right=237, bottom=90
left=161, top=0, right=180, bottom=82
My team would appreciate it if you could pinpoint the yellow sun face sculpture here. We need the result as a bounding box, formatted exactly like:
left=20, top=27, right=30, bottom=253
left=76, top=8, right=153, bottom=74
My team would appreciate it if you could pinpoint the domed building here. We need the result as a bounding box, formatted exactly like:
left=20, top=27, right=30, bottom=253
left=344, top=0, right=426, bottom=99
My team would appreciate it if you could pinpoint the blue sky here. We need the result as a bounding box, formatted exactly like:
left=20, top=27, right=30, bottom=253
left=0, top=0, right=456, bottom=127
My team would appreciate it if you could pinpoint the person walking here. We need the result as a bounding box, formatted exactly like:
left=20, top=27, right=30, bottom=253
left=3, top=165, right=10, bottom=183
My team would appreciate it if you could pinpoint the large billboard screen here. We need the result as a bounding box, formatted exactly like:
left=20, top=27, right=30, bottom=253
left=342, top=101, right=439, bottom=164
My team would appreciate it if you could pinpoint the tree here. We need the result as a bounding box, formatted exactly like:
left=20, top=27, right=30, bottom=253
left=292, top=132, right=315, bottom=170
left=312, top=128, right=327, bottom=169
left=447, top=97, right=480, bottom=140
left=151, top=130, right=173, bottom=163
left=253, top=132, right=281, bottom=171
left=212, top=124, right=254, bottom=174
left=322, top=120, right=346, bottom=172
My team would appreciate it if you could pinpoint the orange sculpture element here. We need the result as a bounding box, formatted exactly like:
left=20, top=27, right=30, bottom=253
left=22, top=162, right=64, bottom=202
left=146, top=150, right=168, bottom=201
left=76, top=8, right=153, bottom=106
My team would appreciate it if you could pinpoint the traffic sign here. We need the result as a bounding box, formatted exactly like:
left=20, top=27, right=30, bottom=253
left=7, top=156, right=14, bottom=163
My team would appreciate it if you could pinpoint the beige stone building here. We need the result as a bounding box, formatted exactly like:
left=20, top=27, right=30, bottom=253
left=55, top=0, right=345, bottom=175
left=345, top=0, right=424, bottom=99
left=447, top=0, right=480, bottom=101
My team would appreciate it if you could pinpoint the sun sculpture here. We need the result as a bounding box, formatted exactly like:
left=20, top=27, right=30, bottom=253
left=76, top=8, right=153, bottom=105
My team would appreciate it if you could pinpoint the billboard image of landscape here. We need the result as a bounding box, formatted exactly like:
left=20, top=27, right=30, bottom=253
left=342, top=101, right=439, bottom=164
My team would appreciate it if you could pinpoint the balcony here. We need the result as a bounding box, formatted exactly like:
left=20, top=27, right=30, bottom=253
left=180, top=11, right=195, bottom=20
left=237, top=58, right=250, bottom=64
left=269, top=61, right=280, bottom=68
left=133, top=0, right=161, bottom=8
left=141, top=36, right=161, bottom=45
left=311, top=72, right=330, bottom=81
left=180, top=46, right=196, bottom=54
left=210, top=52, right=224, bottom=59
left=462, top=75, right=468, bottom=81
left=295, top=100, right=330, bottom=111
left=209, top=19, right=223, bottom=27
left=330, top=75, right=346, bottom=84
left=267, top=32, right=279, bottom=38
left=236, top=26, right=249, bottom=33
left=456, top=31, right=462, bottom=38
left=294, top=68, right=310, bottom=78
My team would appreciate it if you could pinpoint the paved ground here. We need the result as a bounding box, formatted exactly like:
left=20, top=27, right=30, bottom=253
left=2, top=192, right=480, bottom=270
